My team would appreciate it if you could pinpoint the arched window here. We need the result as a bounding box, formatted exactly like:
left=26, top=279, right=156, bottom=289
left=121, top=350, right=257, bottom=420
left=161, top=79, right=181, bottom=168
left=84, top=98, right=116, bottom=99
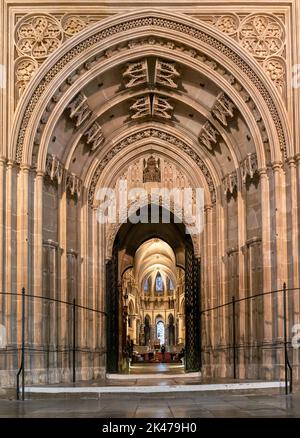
left=156, top=321, right=165, bottom=344
left=155, top=272, right=163, bottom=292
left=168, top=277, right=174, bottom=291
left=143, top=277, right=149, bottom=292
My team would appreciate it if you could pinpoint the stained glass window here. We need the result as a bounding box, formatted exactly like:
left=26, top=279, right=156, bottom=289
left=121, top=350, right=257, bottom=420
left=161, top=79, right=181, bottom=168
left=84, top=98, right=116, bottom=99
left=155, top=272, right=163, bottom=292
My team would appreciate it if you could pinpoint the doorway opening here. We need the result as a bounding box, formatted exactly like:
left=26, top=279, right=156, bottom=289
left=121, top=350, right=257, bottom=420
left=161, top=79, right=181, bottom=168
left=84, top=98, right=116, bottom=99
left=106, top=205, right=201, bottom=374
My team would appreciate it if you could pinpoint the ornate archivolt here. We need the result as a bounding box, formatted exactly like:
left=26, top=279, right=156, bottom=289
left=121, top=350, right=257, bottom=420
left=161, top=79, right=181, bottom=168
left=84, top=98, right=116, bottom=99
left=13, top=11, right=287, bottom=102
left=11, top=10, right=291, bottom=171
left=87, top=127, right=217, bottom=206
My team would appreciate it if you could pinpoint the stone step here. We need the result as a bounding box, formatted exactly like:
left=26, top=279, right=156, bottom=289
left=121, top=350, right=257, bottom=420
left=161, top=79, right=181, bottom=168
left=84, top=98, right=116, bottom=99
left=25, top=381, right=287, bottom=399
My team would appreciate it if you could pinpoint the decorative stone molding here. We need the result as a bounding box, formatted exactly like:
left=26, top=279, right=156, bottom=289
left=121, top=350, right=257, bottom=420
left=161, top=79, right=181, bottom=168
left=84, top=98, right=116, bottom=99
left=88, top=128, right=216, bottom=206
left=14, top=13, right=287, bottom=164
left=223, top=171, right=238, bottom=196
left=238, top=14, right=285, bottom=60
left=66, top=173, right=82, bottom=198
left=211, top=92, right=235, bottom=126
left=198, top=121, right=219, bottom=151
left=15, top=14, right=63, bottom=61
left=42, top=239, right=59, bottom=249
left=68, top=92, right=92, bottom=128
left=154, top=59, right=180, bottom=89
left=45, top=154, right=64, bottom=184
left=84, top=122, right=105, bottom=151
left=240, top=153, right=258, bottom=183
left=15, top=56, right=39, bottom=101
left=13, top=12, right=287, bottom=104
left=130, top=94, right=173, bottom=120
left=263, top=56, right=285, bottom=95
left=246, top=236, right=262, bottom=247
left=123, top=60, right=149, bottom=88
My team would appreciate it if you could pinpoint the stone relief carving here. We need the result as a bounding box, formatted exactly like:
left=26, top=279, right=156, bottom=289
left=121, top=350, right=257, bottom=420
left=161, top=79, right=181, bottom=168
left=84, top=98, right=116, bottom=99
left=123, top=60, right=149, bottom=88
left=130, top=94, right=173, bottom=120
left=45, top=153, right=83, bottom=199
left=130, top=95, right=151, bottom=119
left=198, top=121, right=219, bottom=151
left=223, top=171, right=238, bottom=196
left=68, top=92, right=92, bottom=127
left=154, top=59, right=180, bottom=89
left=211, top=92, right=235, bottom=126
left=263, top=56, right=285, bottom=94
left=15, top=57, right=39, bottom=101
left=84, top=122, right=105, bottom=151
left=13, top=12, right=286, bottom=102
left=238, top=14, right=285, bottom=60
left=88, top=128, right=216, bottom=206
left=15, top=14, right=63, bottom=61
left=15, top=16, right=287, bottom=164
left=66, top=173, right=82, bottom=198
left=240, top=153, right=258, bottom=183
left=143, top=156, right=161, bottom=183
left=45, top=154, right=64, bottom=184
left=61, top=14, right=88, bottom=37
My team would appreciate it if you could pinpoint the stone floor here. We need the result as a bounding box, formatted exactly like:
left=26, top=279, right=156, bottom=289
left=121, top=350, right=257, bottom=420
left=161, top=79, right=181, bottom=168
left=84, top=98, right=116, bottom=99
left=0, top=392, right=299, bottom=418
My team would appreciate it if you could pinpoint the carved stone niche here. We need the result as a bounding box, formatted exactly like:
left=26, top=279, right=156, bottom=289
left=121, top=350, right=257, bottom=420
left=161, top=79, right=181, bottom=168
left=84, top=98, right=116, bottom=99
left=211, top=92, right=235, bottom=126
left=143, top=156, right=161, bottom=183
left=223, top=171, right=238, bottom=197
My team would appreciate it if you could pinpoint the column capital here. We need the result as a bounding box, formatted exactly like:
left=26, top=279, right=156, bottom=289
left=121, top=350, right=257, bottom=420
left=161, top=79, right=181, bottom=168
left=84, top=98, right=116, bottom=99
left=204, top=204, right=213, bottom=212
left=271, top=161, right=283, bottom=172
left=295, top=153, right=300, bottom=163
left=20, top=163, right=31, bottom=173
left=258, top=167, right=268, bottom=177
left=286, top=157, right=296, bottom=168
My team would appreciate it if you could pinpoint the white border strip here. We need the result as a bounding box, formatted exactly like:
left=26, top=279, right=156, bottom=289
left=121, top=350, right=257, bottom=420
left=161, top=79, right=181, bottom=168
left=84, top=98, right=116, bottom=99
left=26, top=381, right=285, bottom=394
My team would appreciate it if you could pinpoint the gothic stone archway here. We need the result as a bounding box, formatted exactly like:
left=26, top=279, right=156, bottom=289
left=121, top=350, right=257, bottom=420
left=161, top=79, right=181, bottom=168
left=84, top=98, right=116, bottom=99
left=106, top=206, right=201, bottom=373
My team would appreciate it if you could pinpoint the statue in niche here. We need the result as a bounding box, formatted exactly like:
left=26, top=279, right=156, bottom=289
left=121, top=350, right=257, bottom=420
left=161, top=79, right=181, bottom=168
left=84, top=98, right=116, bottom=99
left=143, top=155, right=161, bottom=183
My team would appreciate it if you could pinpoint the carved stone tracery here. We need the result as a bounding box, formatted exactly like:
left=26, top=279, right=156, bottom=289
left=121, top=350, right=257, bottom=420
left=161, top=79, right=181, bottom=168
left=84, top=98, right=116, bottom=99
left=88, top=128, right=216, bottom=206
left=14, top=15, right=288, bottom=164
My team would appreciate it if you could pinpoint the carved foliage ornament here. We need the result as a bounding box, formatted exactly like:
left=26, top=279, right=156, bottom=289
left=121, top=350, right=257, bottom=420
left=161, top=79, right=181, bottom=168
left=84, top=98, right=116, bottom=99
left=14, top=16, right=287, bottom=163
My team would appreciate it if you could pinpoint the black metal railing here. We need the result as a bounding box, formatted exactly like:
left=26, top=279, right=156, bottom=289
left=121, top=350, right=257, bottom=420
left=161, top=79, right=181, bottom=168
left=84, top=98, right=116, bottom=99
left=200, top=284, right=296, bottom=394
left=0, top=289, right=107, bottom=400
left=0, top=284, right=297, bottom=399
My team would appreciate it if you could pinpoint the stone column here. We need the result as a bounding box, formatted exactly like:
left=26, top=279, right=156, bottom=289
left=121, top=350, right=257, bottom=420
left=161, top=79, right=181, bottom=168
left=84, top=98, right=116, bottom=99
left=237, top=183, right=247, bottom=378
left=16, top=164, right=30, bottom=357
left=58, top=183, right=68, bottom=373
left=204, top=204, right=213, bottom=366
left=216, top=199, right=226, bottom=376
left=0, top=158, right=5, bottom=327
left=272, top=162, right=288, bottom=344
left=288, top=157, right=300, bottom=324
left=33, top=170, right=44, bottom=377
left=5, top=161, right=13, bottom=358
left=259, top=168, right=273, bottom=378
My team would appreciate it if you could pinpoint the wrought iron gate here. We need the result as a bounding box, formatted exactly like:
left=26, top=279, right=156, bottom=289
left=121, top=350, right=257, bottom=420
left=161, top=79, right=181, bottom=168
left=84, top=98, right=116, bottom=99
left=106, top=242, right=119, bottom=373
left=185, top=242, right=201, bottom=372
